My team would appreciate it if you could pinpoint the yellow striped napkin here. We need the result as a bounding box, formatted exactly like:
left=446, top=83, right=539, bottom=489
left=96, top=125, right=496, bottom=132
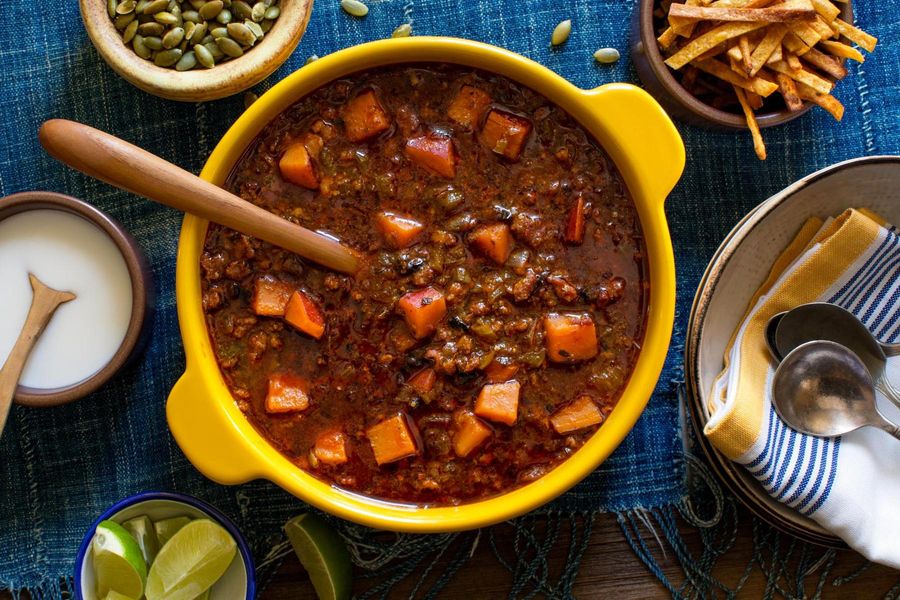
left=704, top=208, right=900, bottom=568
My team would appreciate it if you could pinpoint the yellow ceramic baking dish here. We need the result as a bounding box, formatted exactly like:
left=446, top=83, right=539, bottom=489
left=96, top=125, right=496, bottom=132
left=168, top=37, right=684, bottom=533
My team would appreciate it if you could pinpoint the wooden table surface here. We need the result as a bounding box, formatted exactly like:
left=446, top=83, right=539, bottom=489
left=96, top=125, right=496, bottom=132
left=5, top=504, right=897, bottom=599
left=262, top=504, right=899, bottom=599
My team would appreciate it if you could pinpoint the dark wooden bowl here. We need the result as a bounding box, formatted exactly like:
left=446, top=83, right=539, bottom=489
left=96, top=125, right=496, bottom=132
left=630, top=0, right=852, bottom=130
left=0, top=191, right=154, bottom=406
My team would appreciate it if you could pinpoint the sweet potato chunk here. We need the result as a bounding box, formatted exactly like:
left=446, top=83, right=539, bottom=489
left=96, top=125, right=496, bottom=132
left=265, top=374, right=310, bottom=414
left=342, top=90, right=391, bottom=142
left=407, top=368, right=436, bottom=394
left=398, top=287, right=447, bottom=339
left=550, top=395, right=604, bottom=434
left=448, top=85, right=492, bottom=128
left=376, top=211, right=425, bottom=249
left=470, top=223, right=513, bottom=265
left=367, top=413, right=420, bottom=465
left=251, top=277, right=294, bottom=317
left=405, top=133, right=457, bottom=178
left=484, top=357, right=519, bottom=384
left=544, top=313, right=598, bottom=363
left=564, top=198, right=586, bottom=244
left=284, top=290, right=325, bottom=340
left=279, top=142, right=318, bottom=189
left=313, top=430, right=349, bottom=466
left=481, top=109, right=532, bottom=160
left=453, top=411, right=492, bottom=458
left=474, top=380, right=520, bottom=425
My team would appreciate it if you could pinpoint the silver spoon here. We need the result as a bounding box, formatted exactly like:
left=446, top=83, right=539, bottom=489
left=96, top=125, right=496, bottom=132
left=772, top=340, right=900, bottom=440
left=768, top=302, right=900, bottom=406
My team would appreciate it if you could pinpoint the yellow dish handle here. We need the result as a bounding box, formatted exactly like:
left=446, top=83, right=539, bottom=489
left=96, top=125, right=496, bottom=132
left=166, top=369, right=263, bottom=485
left=579, top=83, right=685, bottom=205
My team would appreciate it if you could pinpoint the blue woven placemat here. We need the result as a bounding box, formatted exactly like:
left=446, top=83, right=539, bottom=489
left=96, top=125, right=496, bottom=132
left=1, top=0, right=897, bottom=592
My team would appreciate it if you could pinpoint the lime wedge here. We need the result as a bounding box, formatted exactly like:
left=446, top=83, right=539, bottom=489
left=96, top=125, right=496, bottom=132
left=92, top=520, right=147, bottom=599
left=145, top=518, right=237, bottom=600
left=103, top=592, right=137, bottom=600
left=284, top=514, right=352, bottom=600
left=153, top=516, right=191, bottom=548
left=122, top=515, right=160, bottom=566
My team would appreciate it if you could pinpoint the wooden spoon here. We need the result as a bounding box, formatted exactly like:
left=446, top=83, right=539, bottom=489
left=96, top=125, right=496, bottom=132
left=0, top=275, right=76, bottom=436
left=38, top=119, right=360, bottom=275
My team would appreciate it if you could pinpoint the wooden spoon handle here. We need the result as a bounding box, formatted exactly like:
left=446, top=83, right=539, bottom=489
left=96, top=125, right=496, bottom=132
left=0, top=275, right=76, bottom=436
left=38, top=119, right=360, bottom=275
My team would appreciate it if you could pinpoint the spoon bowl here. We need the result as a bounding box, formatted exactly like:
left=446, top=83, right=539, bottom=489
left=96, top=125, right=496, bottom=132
left=772, top=340, right=900, bottom=440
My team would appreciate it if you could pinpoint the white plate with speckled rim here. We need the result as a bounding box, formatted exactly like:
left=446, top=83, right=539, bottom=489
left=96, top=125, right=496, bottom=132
left=686, top=156, right=900, bottom=547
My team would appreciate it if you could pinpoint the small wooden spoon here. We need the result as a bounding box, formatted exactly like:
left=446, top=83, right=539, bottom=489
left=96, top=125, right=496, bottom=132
left=38, top=119, right=360, bottom=275
left=0, top=274, right=76, bottom=436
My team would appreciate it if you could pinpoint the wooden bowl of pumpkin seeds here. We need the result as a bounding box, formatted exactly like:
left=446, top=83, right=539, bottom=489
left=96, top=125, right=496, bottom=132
left=81, top=0, right=313, bottom=101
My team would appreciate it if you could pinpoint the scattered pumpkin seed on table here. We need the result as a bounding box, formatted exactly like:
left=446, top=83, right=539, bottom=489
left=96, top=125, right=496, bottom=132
left=551, top=19, right=571, bottom=47
left=392, top=23, right=412, bottom=38
left=593, top=47, right=620, bottom=64
left=107, top=0, right=281, bottom=70
left=341, top=0, right=369, bottom=18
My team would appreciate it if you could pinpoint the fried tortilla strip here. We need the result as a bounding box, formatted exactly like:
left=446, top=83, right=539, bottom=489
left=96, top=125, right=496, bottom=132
left=776, top=72, right=804, bottom=110
left=665, top=0, right=703, bottom=40
left=810, top=0, right=840, bottom=22
left=727, top=43, right=744, bottom=62
left=729, top=55, right=748, bottom=77
left=745, top=90, right=764, bottom=109
left=790, top=21, right=822, bottom=47
left=668, top=0, right=815, bottom=22
left=766, top=43, right=784, bottom=64
left=783, top=31, right=812, bottom=55
left=819, top=39, right=864, bottom=62
left=786, top=52, right=803, bottom=70
left=749, top=24, right=787, bottom=75
left=795, top=82, right=844, bottom=120
left=769, top=59, right=833, bottom=93
left=694, top=58, right=780, bottom=95
left=710, top=0, right=775, bottom=6
left=810, top=15, right=836, bottom=39
left=734, top=86, right=766, bottom=160
left=665, top=22, right=767, bottom=69
left=739, top=35, right=753, bottom=73
left=658, top=27, right=680, bottom=49
left=833, top=18, right=877, bottom=52
left=803, top=46, right=848, bottom=78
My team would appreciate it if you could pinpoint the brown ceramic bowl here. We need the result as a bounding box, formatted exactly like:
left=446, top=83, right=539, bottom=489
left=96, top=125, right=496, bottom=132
left=0, top=191, right=154, bottom=406
left=79, top=0, right=313, bottom=102
left=630, top=0, right=852, bottom=129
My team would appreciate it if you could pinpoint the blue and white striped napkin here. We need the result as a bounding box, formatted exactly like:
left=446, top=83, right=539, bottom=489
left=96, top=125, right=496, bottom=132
left=705, top=209, right=900, bottom=568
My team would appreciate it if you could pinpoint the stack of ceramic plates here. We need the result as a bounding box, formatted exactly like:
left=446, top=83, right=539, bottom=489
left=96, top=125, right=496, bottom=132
left=684, top=156, right=900, bottom=547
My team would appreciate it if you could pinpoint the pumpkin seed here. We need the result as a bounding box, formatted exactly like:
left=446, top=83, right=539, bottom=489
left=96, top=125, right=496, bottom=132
left=593, top=47, right=620, bottom=64
left=227, top=22, right=256, bottom=45
left=116, top=0, right=137, bottom=14
left=154, top=11, right=178, bottom=24
left=190, top=21, right=208, bottom=42
left=135, top=0, right=150, bottom=13
left=216, top=36, right=244, bottom=57
left=244, top=91, right=258, bottom=109
left=194, top=42, right=216, bottom=67
left=114, top=13, right=136, bottom=29
left=250, top=2, right=266, bottom=22
left=391, top=23, right=411, bottom=38
left=175, top=50, right=197, bottom=70
left=232, top=0, right=252, bottom=18
left=142, top=0, right=168, bottom=14
left=210, top=26, right=228, bottom=38
left=200, top=34, right=215, bottom=44
left=199, top=0, right=224, bottom=19
left=163, top=26, right=185, bottom=47
left=179, top=39, right=188, bottom=51
left=154, top=47, right=182, bottom=66
left=138, top=21, right=164, bottom=35
left=264, top=5, right=279, bottom=19
left=244, top=20, right=263, bottom=38
left=260, top=18, right=273, bottom=32
left=182, top=9, right=200, bottom=22
left=216, top=8, right=233, bottom=23
left=123, top=19, right=139, bottom=43
left=305, top=54, right=318, bottom=64
left=108, top=0, right=118, bottom=19
left=204, top=40, right=225, bottom=59
left=133, top=34, right=152, bottom=58
left=183, top=21, right=196, bottom=40
left=551, top=19, right=571, bottom=46
left=143, top=35, right=163, bottom=49
left=340, top=0, right=368, bottom=17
